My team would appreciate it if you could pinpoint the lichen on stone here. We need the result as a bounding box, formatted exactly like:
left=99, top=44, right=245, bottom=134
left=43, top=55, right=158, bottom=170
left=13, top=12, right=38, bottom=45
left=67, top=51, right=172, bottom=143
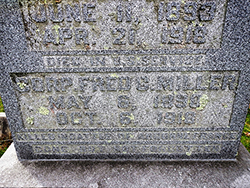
left=39, top=106, right=49, bottom=116
left=52, top=24, right=60, bottom=43
left=17, top=82, right=27, bottom=89
left=127, top=113, right=134, bottom=120
left=186, top=151, right=192, bottom=156
left=197, top=94, right=209, bottom=111
left=74, top=119, right=80, bottom=124
left=26, top=117, right=34, bottom=125
left=110, top=73, right=119, bottom=78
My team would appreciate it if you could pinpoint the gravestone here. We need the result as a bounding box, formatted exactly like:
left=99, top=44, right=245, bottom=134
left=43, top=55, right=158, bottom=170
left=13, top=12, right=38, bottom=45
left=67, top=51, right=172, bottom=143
left=0, top=0, right=249, bottom=161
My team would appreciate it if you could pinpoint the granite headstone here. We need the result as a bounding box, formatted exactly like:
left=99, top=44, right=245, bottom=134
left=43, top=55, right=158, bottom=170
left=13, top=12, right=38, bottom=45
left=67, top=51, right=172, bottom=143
left=0, top=0, right=249, bottom=161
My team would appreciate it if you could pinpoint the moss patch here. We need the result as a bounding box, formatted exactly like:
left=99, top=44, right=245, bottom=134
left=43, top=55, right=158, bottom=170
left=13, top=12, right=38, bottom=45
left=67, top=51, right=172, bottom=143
left=0, top=96, right=4, bottom=112
left=241, top=108, right=250, bottom=153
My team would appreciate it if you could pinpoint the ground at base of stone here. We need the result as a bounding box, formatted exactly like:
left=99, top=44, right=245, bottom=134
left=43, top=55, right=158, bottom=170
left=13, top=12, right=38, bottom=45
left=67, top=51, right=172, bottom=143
left=241, top=108, right=250, bottom=153
left=0, top=114, right=12, bottom=157
left=0, top=143, right=250, bottom=188
left=0, top=134, right=12, bottom=157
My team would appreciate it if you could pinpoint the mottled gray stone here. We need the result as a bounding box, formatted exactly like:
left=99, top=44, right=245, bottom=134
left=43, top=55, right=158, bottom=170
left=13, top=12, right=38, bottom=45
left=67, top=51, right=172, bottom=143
left=0, top=143, right=250, bottom=187
left=0, top=0, right=249, bottom=161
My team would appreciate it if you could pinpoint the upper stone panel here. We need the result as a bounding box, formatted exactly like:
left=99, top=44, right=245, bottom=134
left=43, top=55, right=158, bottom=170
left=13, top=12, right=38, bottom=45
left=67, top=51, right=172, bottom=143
left=20, top=0, right=227, bottom=51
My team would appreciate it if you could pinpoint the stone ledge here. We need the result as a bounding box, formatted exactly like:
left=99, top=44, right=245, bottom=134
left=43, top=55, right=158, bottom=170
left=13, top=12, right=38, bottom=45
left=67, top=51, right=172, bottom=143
left=0, top=143, right=250, bottom=187
left=0, top=113, right=6, bottom=117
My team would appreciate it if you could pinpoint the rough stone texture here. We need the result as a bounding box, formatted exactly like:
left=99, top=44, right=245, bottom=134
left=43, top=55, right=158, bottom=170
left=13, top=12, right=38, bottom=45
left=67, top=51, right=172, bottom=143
left=0, top=143, right=250, bottom=187
left=0, top=0, right=250, bottom=161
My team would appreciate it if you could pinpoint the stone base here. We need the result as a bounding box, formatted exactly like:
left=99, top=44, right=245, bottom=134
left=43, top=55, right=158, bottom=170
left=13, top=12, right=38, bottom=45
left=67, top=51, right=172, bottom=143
left=0, top=143, right=250, bottom=187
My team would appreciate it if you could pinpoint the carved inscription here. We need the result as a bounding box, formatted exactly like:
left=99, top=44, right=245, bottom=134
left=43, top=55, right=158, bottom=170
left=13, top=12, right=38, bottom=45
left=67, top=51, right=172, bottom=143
left=12, top=70, right=239, bottom=156
left=20, top=0, right=227, bottom=51
left=32, top=144, right=222, bottom=155
left=12, top=71, right=239, bottom=129
left=17, top=131, right=238, bottom=142
left=44, top=55, right=206, bottom=68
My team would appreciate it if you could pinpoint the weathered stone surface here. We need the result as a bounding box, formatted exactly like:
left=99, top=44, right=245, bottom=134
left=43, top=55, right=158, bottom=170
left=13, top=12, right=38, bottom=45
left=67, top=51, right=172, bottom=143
left=0, top=143, right=250, bottom=187
left=0, top=0, right=249, bottom=160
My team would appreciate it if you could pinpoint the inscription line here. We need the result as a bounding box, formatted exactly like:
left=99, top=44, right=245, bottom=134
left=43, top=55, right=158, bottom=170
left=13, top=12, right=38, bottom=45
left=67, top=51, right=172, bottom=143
left=15, top=68, right=241, bottom=74
left=19, top=128, right=237, bottom=132
left=18, top=141, right=233, bottom=145
left=40, top=49, right=210, bottom=56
